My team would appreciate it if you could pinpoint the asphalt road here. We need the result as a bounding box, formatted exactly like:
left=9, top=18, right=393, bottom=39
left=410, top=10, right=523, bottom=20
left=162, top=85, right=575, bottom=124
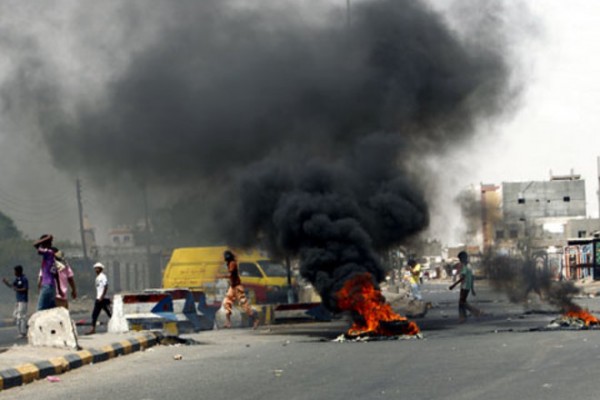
left=4, top=281, right=600, bottom=400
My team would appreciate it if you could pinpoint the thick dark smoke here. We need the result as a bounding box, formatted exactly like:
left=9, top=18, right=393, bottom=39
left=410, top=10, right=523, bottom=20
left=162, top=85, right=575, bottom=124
left=41, top=0, right=512, bottom=183
left=2, top=0, right=522, bottom=311
left=223, top=135, right=429, bottom=310
left=483, top=252, right=580, bottom=311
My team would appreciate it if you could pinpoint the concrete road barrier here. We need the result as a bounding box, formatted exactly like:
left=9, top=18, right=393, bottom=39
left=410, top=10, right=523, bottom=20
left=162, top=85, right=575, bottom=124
left=27, top=307, right=79, bottom=350
left=109, top=289, right=210, bottom=334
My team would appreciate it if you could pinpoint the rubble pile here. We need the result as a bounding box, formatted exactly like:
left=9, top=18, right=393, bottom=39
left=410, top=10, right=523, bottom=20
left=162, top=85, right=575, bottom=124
left=333, top=332, right=423, bottom=343
left=546, top=308, right=600, bottom=330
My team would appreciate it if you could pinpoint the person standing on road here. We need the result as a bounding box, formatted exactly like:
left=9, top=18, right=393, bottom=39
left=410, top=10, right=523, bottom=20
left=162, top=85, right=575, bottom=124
left=3, top=265, right=29, bottom=338
left=221, top=250, right=259, bottom=329
left=407, top=259, right=422, bottom=301
left=34, top=234, right=57, bottom=310
left=52, top=249, right=77, bottom=309
left=86, top=262, right=111, bottom=335
left=449, top=251, right=483, bottom=323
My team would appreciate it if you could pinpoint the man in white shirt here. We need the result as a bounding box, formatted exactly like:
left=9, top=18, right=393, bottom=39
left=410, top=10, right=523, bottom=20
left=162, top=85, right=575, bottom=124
left=86, top=262, right=112, bottom=335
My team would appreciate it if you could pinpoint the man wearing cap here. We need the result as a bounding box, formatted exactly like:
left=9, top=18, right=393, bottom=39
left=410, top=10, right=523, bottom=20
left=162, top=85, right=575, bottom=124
left=87, top=262, right=111, bottom=335
left=33, top=234, right=57, bottom=310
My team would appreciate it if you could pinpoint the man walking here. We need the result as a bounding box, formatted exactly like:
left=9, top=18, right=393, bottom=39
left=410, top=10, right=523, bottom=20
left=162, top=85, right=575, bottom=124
left=87, top=262, right=111, bottom=335
left=3, top=265, right=29, bottom=338
left=222, top=250, right=259, bottom=329
left=449, top=251, right=483, bottom=323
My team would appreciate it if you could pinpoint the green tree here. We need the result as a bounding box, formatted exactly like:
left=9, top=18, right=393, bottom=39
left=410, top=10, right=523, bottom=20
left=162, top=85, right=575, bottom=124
left=0, top=211, right=20, bottom=241
left=0, top=211, right=37, bottom=274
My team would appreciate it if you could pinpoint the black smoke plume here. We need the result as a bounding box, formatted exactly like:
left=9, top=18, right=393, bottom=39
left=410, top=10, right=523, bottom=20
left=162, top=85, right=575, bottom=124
left=2, top=0, right=522, bottom=311
left=483, top=251, right=580, bottom=311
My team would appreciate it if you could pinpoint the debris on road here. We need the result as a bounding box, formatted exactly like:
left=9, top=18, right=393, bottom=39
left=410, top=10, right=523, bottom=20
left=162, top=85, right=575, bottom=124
left=333, top=333, right=423, bottom=342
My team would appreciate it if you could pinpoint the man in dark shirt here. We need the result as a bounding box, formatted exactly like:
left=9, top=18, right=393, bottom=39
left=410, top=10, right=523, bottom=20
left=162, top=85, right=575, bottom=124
left=3, top=265, right=29, bottom=338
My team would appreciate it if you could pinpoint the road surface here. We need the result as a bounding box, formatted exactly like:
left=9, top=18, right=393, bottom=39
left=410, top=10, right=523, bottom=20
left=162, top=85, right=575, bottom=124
left=3, top=281, right=600, bottom=400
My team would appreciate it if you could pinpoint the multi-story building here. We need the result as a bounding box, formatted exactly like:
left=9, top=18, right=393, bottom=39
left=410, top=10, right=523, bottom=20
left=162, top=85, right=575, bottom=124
left=565, top=218, right=600, bottom=239
left=501, top=172, right=586, bottom=222
left=480, top=184, right=501, bottom=251
left=97, top=224, right=163, bottom=292
left=493, top=172, right=586, bottom=254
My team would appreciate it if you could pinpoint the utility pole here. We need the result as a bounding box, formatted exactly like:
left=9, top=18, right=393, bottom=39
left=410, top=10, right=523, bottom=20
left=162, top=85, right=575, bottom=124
left=286, top=256, right=294, bottom=304
left=76, top=179, right=88, bottom=262
left=346, top=0, right=351, bottom=26
left=142, top=183, right=152, bottom=289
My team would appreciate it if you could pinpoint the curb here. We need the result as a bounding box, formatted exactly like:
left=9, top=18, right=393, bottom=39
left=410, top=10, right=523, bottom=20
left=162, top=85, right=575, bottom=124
left=0, top=331, right=161, bottom=391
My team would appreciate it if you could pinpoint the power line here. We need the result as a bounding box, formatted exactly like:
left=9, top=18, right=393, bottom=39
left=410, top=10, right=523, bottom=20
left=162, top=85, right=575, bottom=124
left=0, top=188, right=73, bottom=208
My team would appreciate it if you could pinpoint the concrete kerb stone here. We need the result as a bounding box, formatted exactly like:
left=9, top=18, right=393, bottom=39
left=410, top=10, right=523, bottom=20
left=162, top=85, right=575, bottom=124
left=0, top=331, right=161, bottom=392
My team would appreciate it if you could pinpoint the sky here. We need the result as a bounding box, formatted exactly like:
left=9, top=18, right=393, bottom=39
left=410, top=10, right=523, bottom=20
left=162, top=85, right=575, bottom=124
left=424, top=0, right=600, bottom=244
left=479, top=2, right=600, bottom=208
left=0, top=0, right=598, bottom=247
left=482, top=2, right=600, bottom=207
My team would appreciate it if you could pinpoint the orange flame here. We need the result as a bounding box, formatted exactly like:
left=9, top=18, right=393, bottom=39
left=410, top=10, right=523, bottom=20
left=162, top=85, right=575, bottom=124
left=564, top=307, right=600, bottom=327
left=336, top=273, right=419, bottom=336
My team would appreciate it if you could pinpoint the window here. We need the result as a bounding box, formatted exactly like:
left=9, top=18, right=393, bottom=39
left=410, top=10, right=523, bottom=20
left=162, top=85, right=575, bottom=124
left=509, top=230, right=518, bottom=239
left=257, top=261, right=287, bottom=277
left=113, top=236, right=120, bottom=244
left=563, top=196, right=571, bottom=202
left=238, top=263, right=263, bottom=278
left=578, top=230, right=587, bottom=238
left=124, top=235, right=131, bottom=242
left=518, top=198, right=525, bottom=204
left=496, top=230, right=505, bottom=239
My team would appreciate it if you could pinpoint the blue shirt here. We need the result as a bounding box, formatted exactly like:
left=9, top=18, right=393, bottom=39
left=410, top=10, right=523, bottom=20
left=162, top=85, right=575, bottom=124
left=13, top=275, right=28, bottom=302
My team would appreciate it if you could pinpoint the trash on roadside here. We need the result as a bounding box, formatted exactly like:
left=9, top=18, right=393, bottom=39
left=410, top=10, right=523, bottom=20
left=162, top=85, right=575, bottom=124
left=173, top=354, right=183, bottom=360
left=47, top=376, right=61, bottom=383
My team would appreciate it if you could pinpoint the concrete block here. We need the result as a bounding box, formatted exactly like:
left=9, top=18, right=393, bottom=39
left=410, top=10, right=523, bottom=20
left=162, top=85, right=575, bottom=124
left=28, top=307, right=79, bottom=350
left=109, top=292, right=207, bottom=334
left=108, top=295, right=128, bottom=333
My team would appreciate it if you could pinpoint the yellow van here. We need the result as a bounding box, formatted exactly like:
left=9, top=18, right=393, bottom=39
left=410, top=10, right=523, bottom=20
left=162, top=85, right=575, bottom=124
left=162, top=246, right=294, bottom=305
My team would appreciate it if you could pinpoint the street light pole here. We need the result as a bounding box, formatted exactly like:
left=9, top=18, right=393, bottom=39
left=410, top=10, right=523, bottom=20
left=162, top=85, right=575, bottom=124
left=76, top=179, right=88, bottom=263
left=346, top=0, right=351, bottom=26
